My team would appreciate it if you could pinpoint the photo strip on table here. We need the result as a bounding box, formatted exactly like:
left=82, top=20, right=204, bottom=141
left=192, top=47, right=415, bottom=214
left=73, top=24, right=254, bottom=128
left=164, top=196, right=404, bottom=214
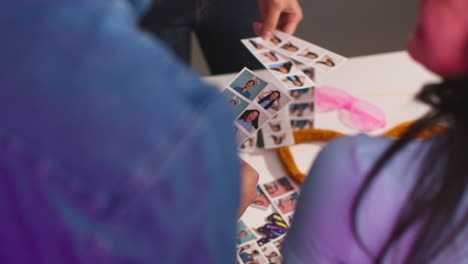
left=260, top=244, right=282, bottom=263
left=250, top=185, right=271, bottom=210
left=238, top=241, right=269, bottom=264
left=237, top=220, right=258, bottom=246
left=289, top=101, right=314, bottom=118
left=260, top=176, right=301, bottom=224
left=220, top=67, right=293, bottom=148
left=238, top=177, right=300, bottom=262
left=290, top=117, right=315, bottom=131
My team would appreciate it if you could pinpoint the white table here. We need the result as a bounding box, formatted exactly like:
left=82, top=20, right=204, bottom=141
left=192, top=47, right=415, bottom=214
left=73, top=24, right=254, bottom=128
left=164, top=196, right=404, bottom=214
left=204, top=50, right=438, bottom=224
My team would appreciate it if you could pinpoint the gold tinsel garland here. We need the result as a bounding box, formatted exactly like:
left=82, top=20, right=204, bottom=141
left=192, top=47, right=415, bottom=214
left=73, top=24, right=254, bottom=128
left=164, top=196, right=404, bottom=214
left=277, top=120, right=446, bottom=184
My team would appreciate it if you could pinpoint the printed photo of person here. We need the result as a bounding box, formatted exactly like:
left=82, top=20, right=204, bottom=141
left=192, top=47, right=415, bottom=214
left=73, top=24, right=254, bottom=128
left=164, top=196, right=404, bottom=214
left=249, top=39, right=266, bottom=50
left=282, top=74, right=305, bottom=88
left=260, top=51, right=279, bottom=63
left=230, top=69, right=267, bottom=100
left=271, top=133, right=286, bottom=145
left=222, top=89, right=249, bottom=116
left=237, top=109, right=260, bottom=132
left=302, top=67, right=316, bottom=81
left=263, top=131, right=294, bottom=149
left=256, top=86, right=292, bottom=115
left=252, top=185, right=271, bottom=210
left=299, top=50, right=318, bottom=60
left=257, top=90, right=281, bottom=112
left=277, top=177, right=294, bottom=191
left=269, top=35, right=282, bottom=46
left=237, top=105, right=269, bottom=133
left=294, top=44, right=327, bottom=63
left=268, top=61, right=293, bottom=74
left=260, top=245, right=281, bottom=264
left=237, top=221, right=257, bottom=245
left=289, top=87, right=313, bottom=100
left=238, top=243, right=267, bottom=264
left=267, top=121, right=282, bottom=132
left=289, top=102, right=308, bottom=117
left=263, top=177, right=294, bottom=198
left=235, top=124, right=248, bottom=143
left=280, top=41, right=299, bottom=52
left=314, top=53, right=347, bottom=72
left=282, top=74, right=314, bottom=89
left=290, top=118, right=314, bottom=131
left=274, top=192, right=299, bottom=215
left=240, top=137, right=255, bottom=150
left=289, top=101, right=314, bottom=117
left=316, top=55, right=336, bottom=67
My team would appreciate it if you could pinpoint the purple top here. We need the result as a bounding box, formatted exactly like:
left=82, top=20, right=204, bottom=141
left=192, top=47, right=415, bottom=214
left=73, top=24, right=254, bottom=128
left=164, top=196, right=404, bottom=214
left=283, top=134, right=466, bottom=263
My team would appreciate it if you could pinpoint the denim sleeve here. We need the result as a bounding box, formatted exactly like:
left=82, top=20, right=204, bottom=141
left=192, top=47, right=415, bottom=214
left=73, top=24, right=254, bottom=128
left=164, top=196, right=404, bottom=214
left=0, top=2, right=239, bottom=264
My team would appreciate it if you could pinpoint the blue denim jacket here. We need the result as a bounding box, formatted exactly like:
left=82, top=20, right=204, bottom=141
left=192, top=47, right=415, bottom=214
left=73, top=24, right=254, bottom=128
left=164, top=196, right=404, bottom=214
left=0, top=1, right=239, bottom=263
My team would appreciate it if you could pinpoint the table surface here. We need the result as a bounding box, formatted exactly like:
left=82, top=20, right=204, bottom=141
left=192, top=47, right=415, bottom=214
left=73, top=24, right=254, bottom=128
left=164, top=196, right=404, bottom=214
left=203, top=50, right=438, bottom=225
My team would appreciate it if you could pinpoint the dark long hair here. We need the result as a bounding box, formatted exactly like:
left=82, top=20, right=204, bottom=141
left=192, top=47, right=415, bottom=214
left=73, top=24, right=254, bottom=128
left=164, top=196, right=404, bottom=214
left=258, top=91, right=281, bottom=109
left=352, top=75, right=468, bottom=263
left=238, top=109, right=259, bottom=129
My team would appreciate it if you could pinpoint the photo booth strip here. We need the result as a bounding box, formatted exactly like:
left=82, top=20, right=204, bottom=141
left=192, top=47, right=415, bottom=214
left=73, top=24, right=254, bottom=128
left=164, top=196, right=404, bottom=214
left=263, top=30, right=348, bottom=72
left=221, top=67, right=293, bottom=147
left=237, top=220, right=258, bottom=246
left=259, top=84, right=315, bottom=150
left=241, top=36, right=324, bottom=149
left=239, top=135, right=257, bottom=153
left=260, top=244, right=283, bottom=263
left=259, top=110, right=295, bottom=149
left=237, top=176, right=300, bottom=262
left=241, top=38, right=316, bottom=91
left=236, top=51, right=315, bottom=149
left=238, top=241, right=269, bottom=264
left=250, top=185, right=272, bottom=210
left=259, top=176, right=301, bottom=222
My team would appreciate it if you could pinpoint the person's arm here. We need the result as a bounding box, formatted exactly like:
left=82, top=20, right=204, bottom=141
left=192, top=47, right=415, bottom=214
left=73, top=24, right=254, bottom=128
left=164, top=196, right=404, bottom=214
left=253, top=0, right=303, bottom=38
left=282, top=137, right=364, bottom=263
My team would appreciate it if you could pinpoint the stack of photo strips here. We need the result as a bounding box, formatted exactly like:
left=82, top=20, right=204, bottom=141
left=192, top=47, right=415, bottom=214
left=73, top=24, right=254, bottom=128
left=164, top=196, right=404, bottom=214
left=241, top=30, right=347, bottom=150
left=220, top=67, right=293, bottom=150
left=237, top=176, right=300, bottom=264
